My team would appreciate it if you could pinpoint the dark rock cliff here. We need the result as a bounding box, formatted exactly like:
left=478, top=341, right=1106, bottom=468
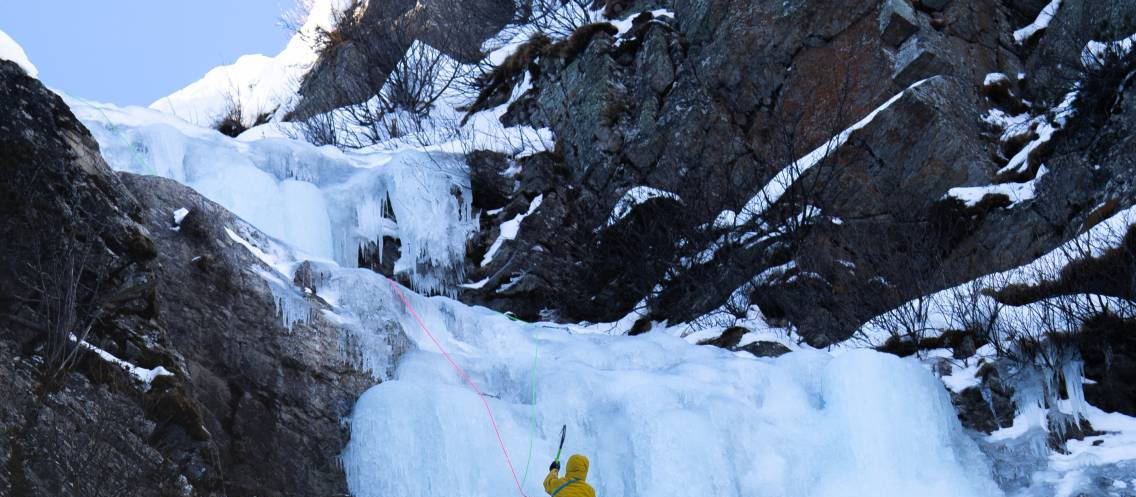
left=455, top=0, right=1136, bottom=345
left=0, top=60, right=372, bottom=497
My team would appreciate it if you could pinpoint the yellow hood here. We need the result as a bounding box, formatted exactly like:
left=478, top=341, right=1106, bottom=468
left=565, top=454, right=589, bottom=481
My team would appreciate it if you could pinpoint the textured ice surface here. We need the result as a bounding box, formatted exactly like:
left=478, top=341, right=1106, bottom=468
left=68, top=98, right=476, bottom=295
left=340, top=288, right=1004, bottom=497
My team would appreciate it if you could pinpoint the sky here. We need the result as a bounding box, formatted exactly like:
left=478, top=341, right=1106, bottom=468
left=1, top=1, right=292, bottom=106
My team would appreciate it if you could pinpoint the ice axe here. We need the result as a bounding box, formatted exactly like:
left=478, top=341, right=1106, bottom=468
left=553, top=425, right=566, bottom=464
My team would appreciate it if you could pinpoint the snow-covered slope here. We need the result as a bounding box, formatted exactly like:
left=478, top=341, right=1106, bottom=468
left=0, top=29, right=38, bottom=77
left=148, top=0, right=349, bottom=127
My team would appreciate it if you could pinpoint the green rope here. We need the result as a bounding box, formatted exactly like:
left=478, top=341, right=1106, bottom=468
left=519, top=344, right=540, bottom=485
left=66, top=93, right=119, bottom=133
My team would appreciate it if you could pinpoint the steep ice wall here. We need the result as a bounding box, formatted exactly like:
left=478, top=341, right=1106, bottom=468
left=66, top=97, right=476, bottom=295
left=339, top=286, right=1003, bottom=497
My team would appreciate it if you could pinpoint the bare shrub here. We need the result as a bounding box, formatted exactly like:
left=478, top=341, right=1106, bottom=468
left=278, top=0, right=317, bottom=33
left=523, top=0, right=603, bottom=38
left=293, top=5, right=476, bottom=150
left=9, top=220, right=116, bottom=386
left=312, top=0, right=367, bottom=55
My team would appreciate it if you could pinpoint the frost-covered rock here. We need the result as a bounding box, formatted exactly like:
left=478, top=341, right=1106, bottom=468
left=456, top=0, right=1136, bottom=351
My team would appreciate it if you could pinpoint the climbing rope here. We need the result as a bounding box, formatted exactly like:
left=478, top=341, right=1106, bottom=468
left=386, top=278, right=530, bottom=497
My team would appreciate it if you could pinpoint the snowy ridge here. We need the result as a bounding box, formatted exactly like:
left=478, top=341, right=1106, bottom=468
left=0, top=29, right=38, bottom=77
left=481, top=194, right=543, bottom=267
left=693, top=79, right=931, bottom=270
left=856, top=205, right=1136, bottom=346
left=149, top=0, right=352, bottom=127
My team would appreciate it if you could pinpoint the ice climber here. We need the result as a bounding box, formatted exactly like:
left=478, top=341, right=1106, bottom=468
left=544, top=454, right=595, bottom=497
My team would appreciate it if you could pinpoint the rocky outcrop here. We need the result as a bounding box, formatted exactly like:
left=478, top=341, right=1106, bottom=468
left=120, top=173, right=374, bottom=497
left=697, top=326, right=791, bottom=358
left=0, top=60, right=373, bottom=497
left=459, top=0, right=1136, bottom=345
left=291, top=0, right=514, bottom=119
left=0, top=58, right=183, bottom=496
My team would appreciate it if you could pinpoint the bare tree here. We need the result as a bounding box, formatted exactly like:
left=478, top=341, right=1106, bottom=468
left=521, top=0, right=602, bottom=38
left=8, top=221, right=115, bottom=386
left=944, top=277, right=1006, bottom=344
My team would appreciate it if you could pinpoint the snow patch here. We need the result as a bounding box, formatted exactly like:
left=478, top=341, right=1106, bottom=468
left=947, top=166, right=1048, bottom=207
left=610, top=9, right=676, bottom=36
left=481, top=195, right=543, bottom=267
left=172, top=207, right=190, bottom=230
left=74, top=336, right=173, bottom=391
left=996, top=89, right=1078, bottom=177
left=605, top=186, right=681, bottom=227
left=984, top=72, right=1011, bottom=87
left=1082, top=32, right=1136, bottom=68
left=0, top=29, right=38, bottom=77
left=1013, top=0, right=1062, bottom=44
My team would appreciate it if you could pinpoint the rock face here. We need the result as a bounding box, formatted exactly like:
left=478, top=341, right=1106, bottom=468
left=880, top=0, right=919, bottom=46
left=120, top=174, right=375, bottom=497
left=0, top=60, right=372, bottom=497
left=291, top=0, right=514, bottom=119
left=0, top=58, right=176, bottom=496
left=457, top=0, right=1136, bottom=346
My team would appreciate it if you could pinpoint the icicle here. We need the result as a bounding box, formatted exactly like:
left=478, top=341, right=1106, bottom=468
left=980, top=385, right=1001, bottom=429
left=1062, top=359, right=1088, bottom=424
left=254, top=267, right=312, bottom=330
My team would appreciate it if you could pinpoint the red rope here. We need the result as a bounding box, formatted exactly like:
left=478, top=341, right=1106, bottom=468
left=387, top=278, right=528, bottom=497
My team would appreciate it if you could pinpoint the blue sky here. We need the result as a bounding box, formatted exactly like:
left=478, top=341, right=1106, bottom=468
left=2, top=1, right=291, bottom=106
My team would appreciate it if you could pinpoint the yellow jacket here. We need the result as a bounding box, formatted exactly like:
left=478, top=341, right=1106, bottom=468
left=544, top=454, right=596, bottom=497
